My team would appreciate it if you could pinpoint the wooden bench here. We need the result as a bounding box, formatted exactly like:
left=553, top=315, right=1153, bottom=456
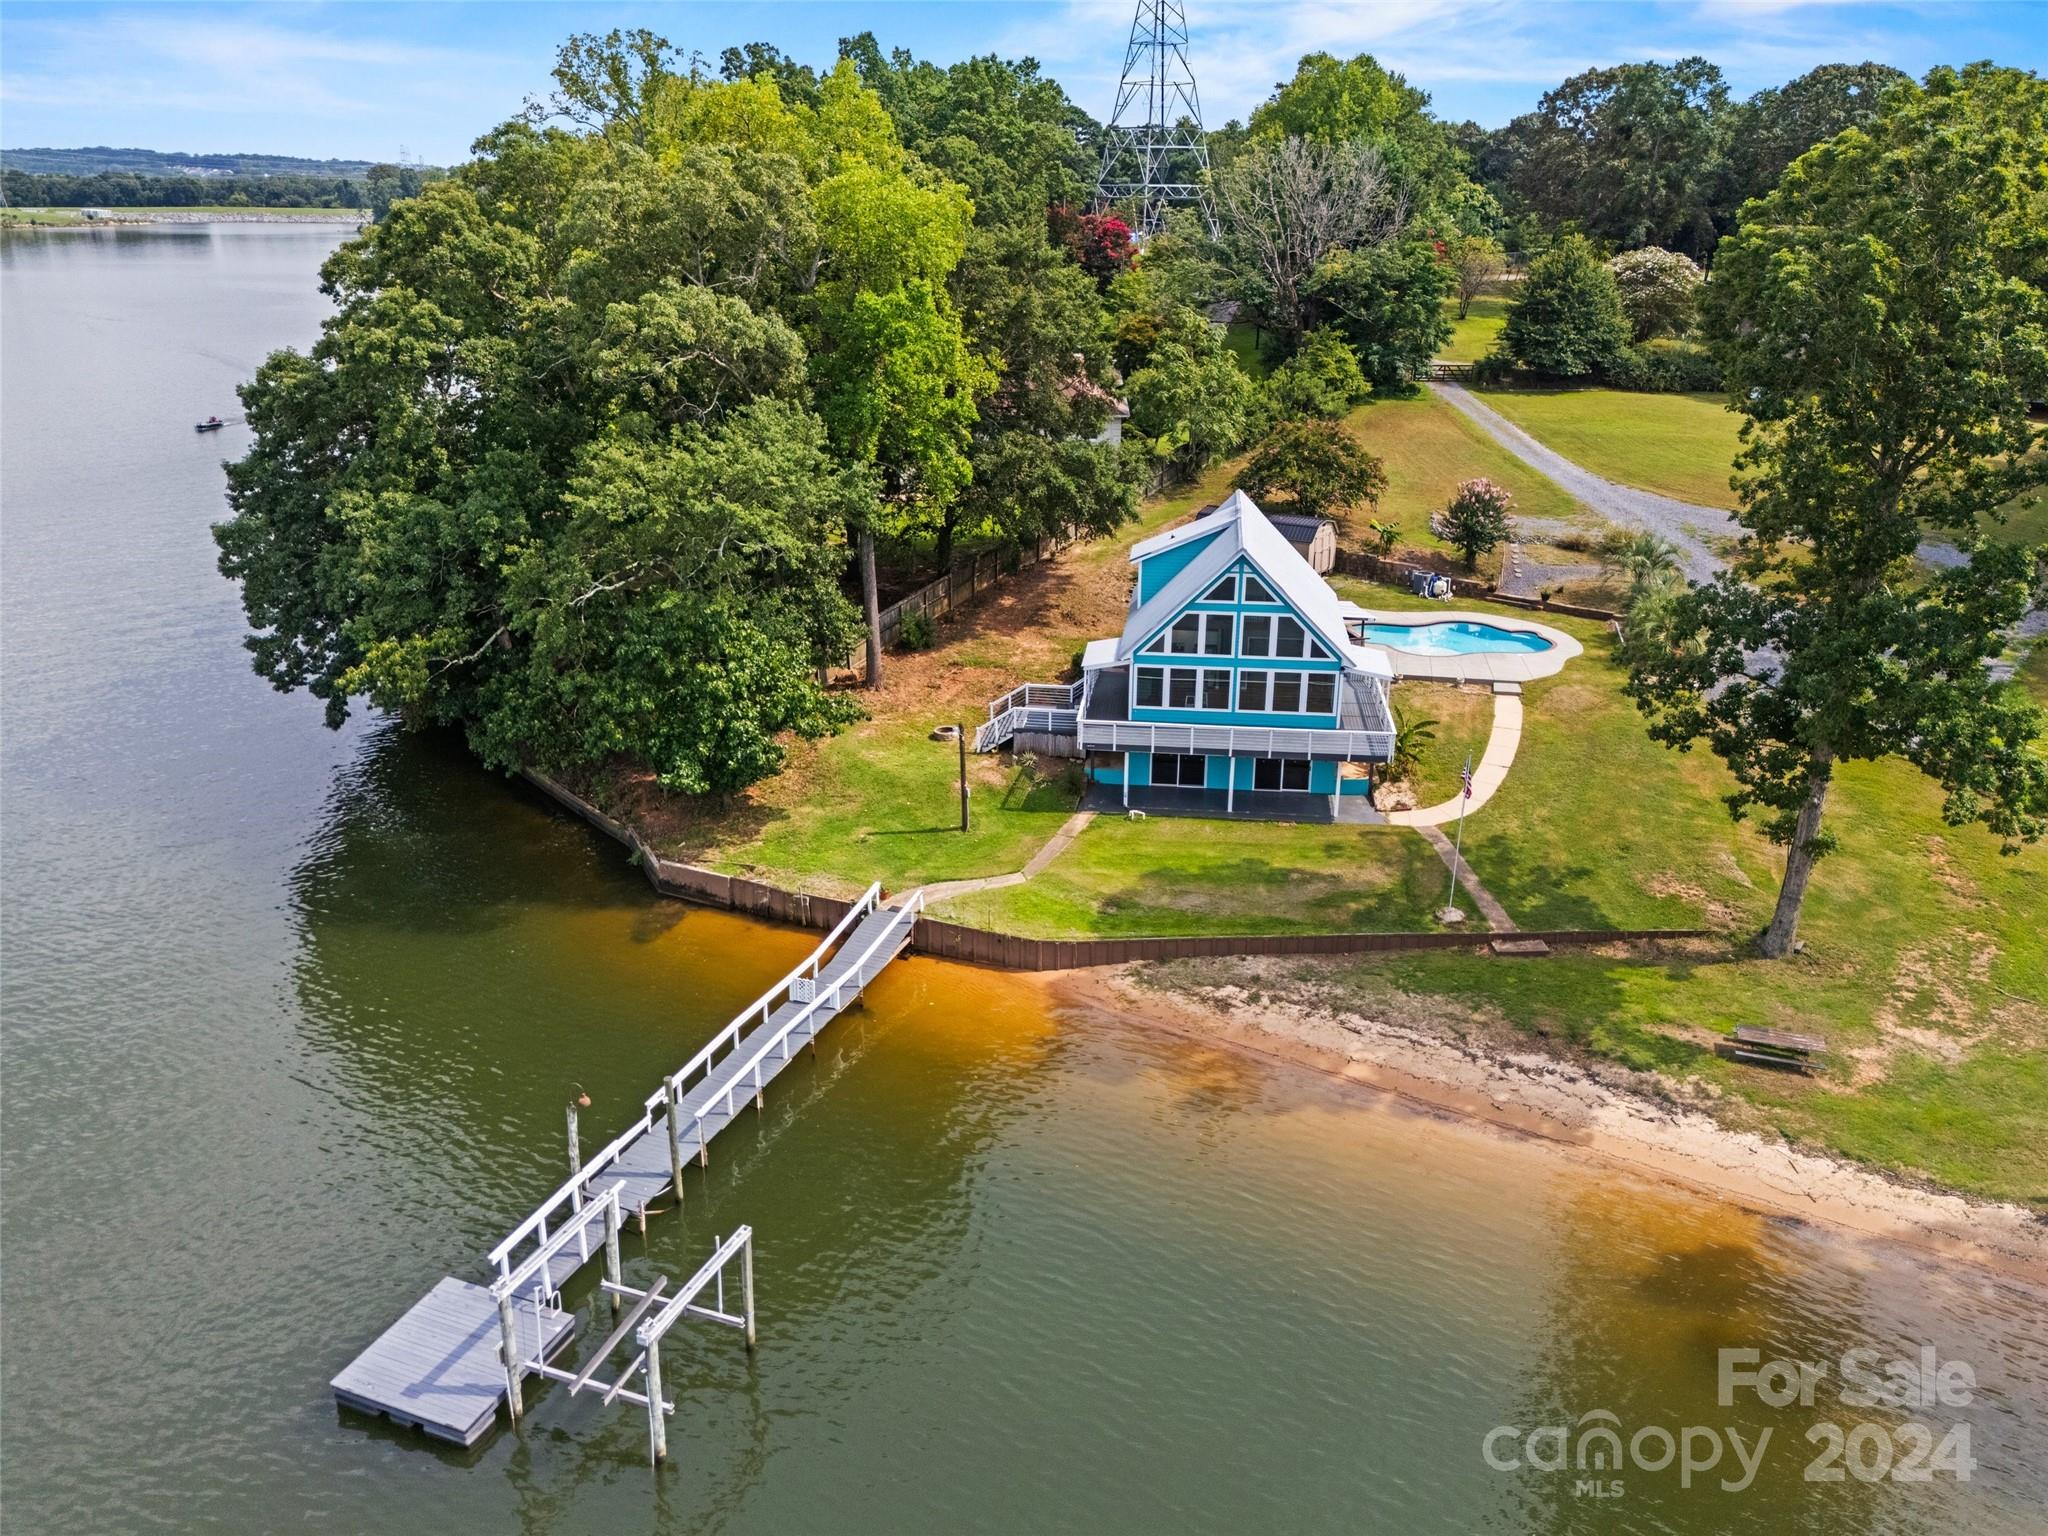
left=1726, top=1026, right=1826, bottom=1073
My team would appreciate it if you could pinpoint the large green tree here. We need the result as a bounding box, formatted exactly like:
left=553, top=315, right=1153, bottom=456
left=1505, top=58, right=1730, bottom=260
left=1499, top=233, right=1630, bottom=377
left=213, top=31, right=953, bottom=791
left=1630, top=64, right=2048, bottom=958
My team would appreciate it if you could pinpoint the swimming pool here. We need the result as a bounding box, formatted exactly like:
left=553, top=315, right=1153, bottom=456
left=1354, top=620, right=1555, bottom=656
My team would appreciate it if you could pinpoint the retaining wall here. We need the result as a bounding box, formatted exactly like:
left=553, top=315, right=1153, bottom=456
left=522, top=771, right=1704, bottom=972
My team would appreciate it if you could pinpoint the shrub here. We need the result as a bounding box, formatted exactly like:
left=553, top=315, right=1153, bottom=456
left=1501, top=233, right=1631, bottom=378
left=1469, top=349, right=1518, bottom=386
left=1607, top=247, right=1703, bottom=341
left=1602, top=342, right=1722, bottom=393
left=1262, top=328, right=1369, bottom=423
left=1432, top=478, right=1515, bottom=569
left=899, top=609, right=937, bottom=650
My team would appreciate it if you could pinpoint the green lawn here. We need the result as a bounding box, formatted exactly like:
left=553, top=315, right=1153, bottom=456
left=1224, top=320, right=1277, bottom=381
left=1436, top=295, right=1508, bottom=365
left=0, top=207, right=82, bottom=226
left=930, top=816, right=1448, bottom=937
left=1476, top=388, right=1744, bottom=509
left=1390, top=681, right=1494, bottom=805
left=1344, top=393, right=1594, bottom=567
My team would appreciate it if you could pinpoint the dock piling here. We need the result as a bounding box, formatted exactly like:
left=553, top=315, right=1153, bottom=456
left=645, top=1342, right=668, bottom=1464
left=496, top=1290, right=524, bottom=1424
left=603, top=1197, right=622, bottom=1319
left=664, top=1083, right=686, bottom=1204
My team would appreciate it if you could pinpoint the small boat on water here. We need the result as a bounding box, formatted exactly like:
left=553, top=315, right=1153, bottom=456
left=194, top=416, right=224, bottom=433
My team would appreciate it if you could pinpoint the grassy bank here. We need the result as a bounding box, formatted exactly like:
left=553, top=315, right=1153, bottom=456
left=0, top=207, right=82, bottom=226
left=1475, top=388, right=1744, bottom=509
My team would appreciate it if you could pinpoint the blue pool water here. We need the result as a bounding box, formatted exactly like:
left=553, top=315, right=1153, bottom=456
left=1354, top=620, right=1554, bottom=656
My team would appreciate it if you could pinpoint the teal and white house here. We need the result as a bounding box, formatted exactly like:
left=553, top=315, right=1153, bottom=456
left=978, top=491, right=1397, bottom=820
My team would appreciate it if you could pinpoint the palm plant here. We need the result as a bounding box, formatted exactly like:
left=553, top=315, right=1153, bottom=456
left=1389, top=710, right=1438, bottom=782
left=1599, top=529, right=1682, bottom=592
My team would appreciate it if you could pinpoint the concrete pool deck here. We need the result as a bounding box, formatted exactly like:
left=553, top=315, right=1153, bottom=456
left=1343, top=607, right=1584, bottom=684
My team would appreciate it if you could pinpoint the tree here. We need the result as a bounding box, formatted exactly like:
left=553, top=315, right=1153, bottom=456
left=1606, top=246, right=1702, bottom=341
left=1507, top=58, right=1730, bottom=260
left=1499, top=233, right=1630, bottom=377
left=211, top=31, right=944, bottom=795
left=1126, top=328, right=1254, bottom=479
left=1631, top=64, right=2048, bottom=958
left=1722, top=62, right=1909, bottom=211
left=1245, top=51, right=1475, bottom=222
left=807, top=59, right=996, bottom=683
left=1242, top=419, right=1387, bottom=519
left=1433, top=478, right=1514, bottom=568
left=1217, top=136, right=1404, bottom=340
left=1446, top=233, right=1506, bottom=319
left=1599, top=529, right=1682, bottom=594
left=1047, top=203, right=1135, bottom=288
left=1262, top=327, right=1368, bottom=422
left=1304, top=238, right=1453, bottom=387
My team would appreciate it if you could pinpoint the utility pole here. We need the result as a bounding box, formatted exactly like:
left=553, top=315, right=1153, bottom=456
left=1093, top=0, right=1218, bottom=238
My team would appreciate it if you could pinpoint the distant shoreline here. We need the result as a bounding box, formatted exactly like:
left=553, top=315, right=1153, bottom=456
left=2, top=208, right=366, bottom=230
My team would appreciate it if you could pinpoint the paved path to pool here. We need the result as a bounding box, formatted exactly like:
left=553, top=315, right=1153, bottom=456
left=1385, top=694, right=1522, bottom=829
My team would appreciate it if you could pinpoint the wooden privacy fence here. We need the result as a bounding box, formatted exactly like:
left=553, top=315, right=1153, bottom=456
left=520, top=771, right=1704, bottom=972
left=849, top=531, right=1080, bottom=675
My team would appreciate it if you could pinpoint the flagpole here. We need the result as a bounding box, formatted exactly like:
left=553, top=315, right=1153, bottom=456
left=1441, top=750, right=1472, bottom=922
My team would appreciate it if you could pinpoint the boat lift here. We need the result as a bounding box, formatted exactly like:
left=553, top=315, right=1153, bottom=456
left=490, top=1185, right=756, bottom=1465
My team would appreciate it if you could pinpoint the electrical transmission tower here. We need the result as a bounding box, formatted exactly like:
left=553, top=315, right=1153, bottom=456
left=1093, top=0, right=1217, bottom=238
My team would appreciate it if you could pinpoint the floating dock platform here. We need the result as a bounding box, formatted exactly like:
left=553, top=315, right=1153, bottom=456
left=333, top=1279, right=575, bottom=1446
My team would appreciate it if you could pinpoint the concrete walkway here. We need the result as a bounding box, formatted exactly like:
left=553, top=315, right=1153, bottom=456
left=1431, top=381, right=1735, bottom=582
left=910, top=810, right=1095, bottom=904
left=1417, top=824, right=1517, bottom=932
left=1385, top=694, right=1522, bottom=828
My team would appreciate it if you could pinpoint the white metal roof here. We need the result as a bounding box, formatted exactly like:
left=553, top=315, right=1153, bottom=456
left=1081, top=637, right=1120, bottom=670
left=1118, top=490, right=1391, bottom=678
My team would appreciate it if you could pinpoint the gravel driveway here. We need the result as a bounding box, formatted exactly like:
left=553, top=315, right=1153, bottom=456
left=1431, top=381, right=1736, bottom=582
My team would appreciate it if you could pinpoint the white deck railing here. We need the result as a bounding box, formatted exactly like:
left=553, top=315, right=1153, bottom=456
left=681, top=891, right=925, bottom=1152
left=1078, top=719, right=1395, bottom=760
left=486, top=884, right=884, bottom=1283
left=976, top=682, right=1085, bottom=752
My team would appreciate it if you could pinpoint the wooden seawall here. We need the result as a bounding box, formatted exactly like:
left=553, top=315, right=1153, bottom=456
left=520, top=771, right=1707, bottom=970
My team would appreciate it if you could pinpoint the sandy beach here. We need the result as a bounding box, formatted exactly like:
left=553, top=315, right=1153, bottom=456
left=1055, top=960, right=2048, bottom=1285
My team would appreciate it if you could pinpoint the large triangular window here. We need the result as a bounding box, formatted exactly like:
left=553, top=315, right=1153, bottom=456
left=1203, top=575, right=1238, bottom=602
left=1242, top=574, right=1277, bottom=604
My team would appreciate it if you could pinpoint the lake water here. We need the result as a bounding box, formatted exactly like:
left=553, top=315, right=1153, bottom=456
left=3, top=224, right=2045, bottom=1535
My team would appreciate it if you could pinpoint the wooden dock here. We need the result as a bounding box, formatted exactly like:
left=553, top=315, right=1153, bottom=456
left=333, top=885, right=921, bottom=1446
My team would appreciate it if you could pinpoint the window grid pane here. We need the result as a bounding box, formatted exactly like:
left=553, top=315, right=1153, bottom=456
left=1276, top=617, right=1305, bottom=658
left=1243, top=576, right=1276, bottom=604
left=1202, top=670, right=1230, bottom=710
left=1170, top=615, right=1201, bottom=653
left=1136, top=667, right=1163, bottom=708
left=1168, top=669, right=1196, bottom=708
left=1238, top=670, right=1268, bottom=711
left=1203, top=576, right=1237, bottom=602
left=1306, top=675, right=1336, bottom=714
left=1272, top=673, right=1303, bottom=712
left=1202, top=615, right=1234, bottom=655
left=1243, top=615, right=1271, bottom=656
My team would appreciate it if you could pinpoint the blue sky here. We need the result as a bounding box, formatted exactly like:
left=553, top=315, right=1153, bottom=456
left=3, top=1, right=2043, bottom=163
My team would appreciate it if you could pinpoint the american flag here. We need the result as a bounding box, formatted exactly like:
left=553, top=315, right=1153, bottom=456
left=1461, top=763, right=1474, bottom=799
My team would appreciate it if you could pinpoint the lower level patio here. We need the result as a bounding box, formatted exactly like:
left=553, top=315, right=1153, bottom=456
left=1081, top=781, right=1386, bottom=824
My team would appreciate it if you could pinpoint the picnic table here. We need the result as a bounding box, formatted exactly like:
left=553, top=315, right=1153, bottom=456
left=1727, top=1026, right=1827, bottom=1073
